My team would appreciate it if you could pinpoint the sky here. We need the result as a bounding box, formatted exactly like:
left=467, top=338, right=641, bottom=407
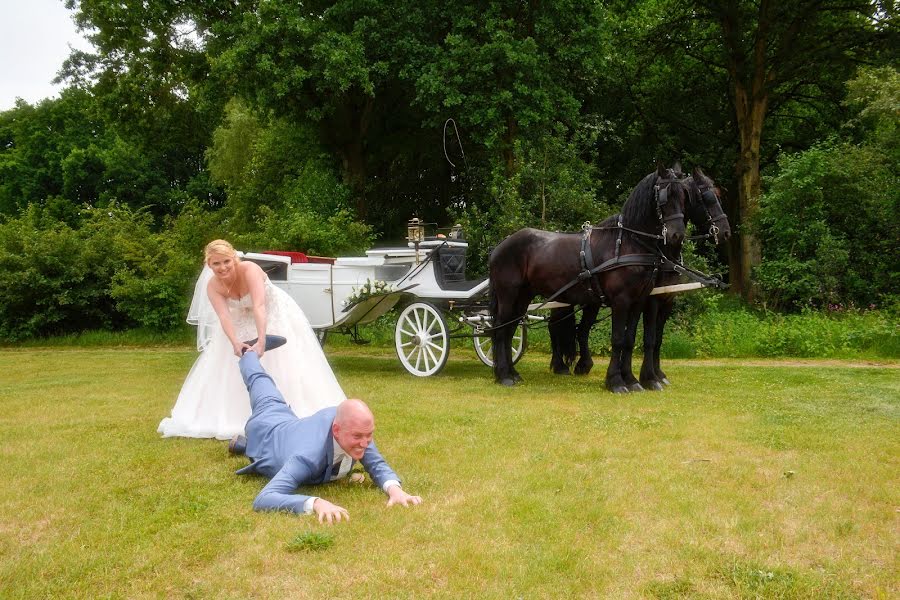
left=0, top=0, right=94, bottom=111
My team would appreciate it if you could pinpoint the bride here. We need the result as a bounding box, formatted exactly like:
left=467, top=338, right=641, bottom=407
left=158, top=239, right=346, bottom=439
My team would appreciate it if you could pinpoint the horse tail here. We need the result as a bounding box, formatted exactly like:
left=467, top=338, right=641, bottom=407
left=549, top=306, right=577, bottom=368
left=488, top=283, right=498, bottom=339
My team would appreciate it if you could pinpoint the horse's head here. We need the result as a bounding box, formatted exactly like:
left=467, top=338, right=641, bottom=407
left=681, top=167, right=731, bottom=245
left=653, top=164, right=687, bottom=247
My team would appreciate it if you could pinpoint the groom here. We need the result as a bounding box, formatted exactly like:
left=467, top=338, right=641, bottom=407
left=232, top=343, right=422, bottom=524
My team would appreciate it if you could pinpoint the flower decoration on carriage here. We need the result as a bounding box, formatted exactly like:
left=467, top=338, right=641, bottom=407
left=342, top=279, right=394, bottom=310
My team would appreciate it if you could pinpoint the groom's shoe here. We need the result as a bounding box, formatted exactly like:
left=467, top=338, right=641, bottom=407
left=241, top=334, right=288, bottom=354
left=228, top=434, right=247, bottom=456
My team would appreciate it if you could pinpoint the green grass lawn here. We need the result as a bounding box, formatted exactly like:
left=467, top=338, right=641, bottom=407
left=1, top=348, right=897, bottom=599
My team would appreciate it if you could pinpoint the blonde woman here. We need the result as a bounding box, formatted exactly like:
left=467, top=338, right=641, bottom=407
left=158, top=240, right=346, bottom=439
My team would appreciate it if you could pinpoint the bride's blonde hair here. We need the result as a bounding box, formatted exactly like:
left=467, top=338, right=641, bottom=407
left=204, top=239, right=239, bottom=264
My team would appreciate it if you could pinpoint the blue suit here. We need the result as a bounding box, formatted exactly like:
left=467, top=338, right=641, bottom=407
left=236, top=352, right=399, bottom=513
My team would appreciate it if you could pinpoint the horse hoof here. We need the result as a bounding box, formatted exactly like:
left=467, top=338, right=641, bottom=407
left=552, top=368, right=571, bottom=375
left=499, top=378, right=517, bottom=387
left=609, top=385, right=629, bottom=394
left=641, top=380, right=664, bottom=392
left=626, top=382, right=645, bottom=392
left=661, top=377, right=671, bottom=386
left=573, top=365, right=593, bottom=376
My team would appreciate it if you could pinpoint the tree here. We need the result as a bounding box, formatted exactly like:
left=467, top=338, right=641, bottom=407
left=62, top=0, right=226, bottom=218
left=610, top=0, right=896, bottom=301
left=0, top=90, right=106, bottom=215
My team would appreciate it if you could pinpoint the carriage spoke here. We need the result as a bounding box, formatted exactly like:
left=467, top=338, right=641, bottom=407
left=399, top=325, right=416, bottom=337
left=424, top=345, right=438, bottom=367
left=414, top=347, right=424, bottom=371
left=425, top=317, right=438, bottom=335
left=404, top=346, right=418, bottom=363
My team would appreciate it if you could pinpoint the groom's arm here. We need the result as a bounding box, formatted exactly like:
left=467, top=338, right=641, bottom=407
left=252, top=456, right=317, bottom=514
left=361, top=441, right=422, bottom=508
left=253, top=457, right=351, bottom=523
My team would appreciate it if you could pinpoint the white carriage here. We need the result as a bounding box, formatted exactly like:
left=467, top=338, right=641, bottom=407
left=243, top=223, right=528, bottom=377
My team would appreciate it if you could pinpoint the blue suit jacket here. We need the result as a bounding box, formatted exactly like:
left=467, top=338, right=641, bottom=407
left=236, top=353, right=399, bottom=513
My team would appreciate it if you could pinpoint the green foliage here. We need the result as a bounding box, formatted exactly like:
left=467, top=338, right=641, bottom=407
left=665, top=293, right=899, bottom=359
left=205, top=102, right=373, bottom=255
left=844, top=65, right=900, bottom=152
left=0, top=202, right=219, bottom=341
left=0, top=90, right=106, bottom=214
left=453, top=127, right=614, bottom=274
left=0, top=204, right=132, bottom=340
left=755, top=140, right=898, bottom=311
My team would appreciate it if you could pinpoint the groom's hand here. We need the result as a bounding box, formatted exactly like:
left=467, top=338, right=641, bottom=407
left=313, top=498, right=350, bottom=525
left=386, top=485, right=423, bottom=508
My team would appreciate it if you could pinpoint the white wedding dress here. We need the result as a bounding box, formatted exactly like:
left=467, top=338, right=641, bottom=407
left=158, top=267, right=346, bottom=439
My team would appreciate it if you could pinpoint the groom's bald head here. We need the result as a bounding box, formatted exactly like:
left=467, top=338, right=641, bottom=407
left=333, top=399, right=375, bottom=459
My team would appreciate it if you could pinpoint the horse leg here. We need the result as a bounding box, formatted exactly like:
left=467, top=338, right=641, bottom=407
left=654, top=297, right=675, bottom=385
left=640, top=297, right=664, bottom=391
left=620, top=303, right=645, bottom=392
left=604, top=303, right=629, bottom=393
left=573, top=303, right=599, bottom=375
left=548, top=306, right=575, bottom=375
left=491, top=290, right=514, bottom=385
left=492, top=293, right=529, bottom=386
left=506, top=295, right=532, bottom=383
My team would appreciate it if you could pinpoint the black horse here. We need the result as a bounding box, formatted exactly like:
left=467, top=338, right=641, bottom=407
left=638, top=167, right=731, bottom=389
left=547, top=167, right=731, bottom=391
left=489, top=165, right=688, bottom=391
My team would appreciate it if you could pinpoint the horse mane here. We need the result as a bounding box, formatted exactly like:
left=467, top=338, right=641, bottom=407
left=620, top=170, right=663, bottom=228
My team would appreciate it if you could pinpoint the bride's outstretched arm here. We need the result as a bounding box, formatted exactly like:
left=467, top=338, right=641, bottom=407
left=208, top=280, right=247, bottom=357
left=244, top=262, right=268, bottom=357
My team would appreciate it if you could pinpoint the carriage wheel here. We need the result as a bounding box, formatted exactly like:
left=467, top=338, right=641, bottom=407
left=395, top=302, right=449, bottom=377
left=473, top=321, right=527, bottom=367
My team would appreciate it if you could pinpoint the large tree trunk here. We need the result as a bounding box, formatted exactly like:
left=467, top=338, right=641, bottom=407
left=732, top=90, right=766, bottom=302
left=719, top=0, right=772, bottom=302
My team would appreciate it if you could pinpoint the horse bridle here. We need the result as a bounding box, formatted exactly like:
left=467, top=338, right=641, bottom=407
left=685, top=179, right=728, bottom=245
left=654, top=174, right=685, bottom=245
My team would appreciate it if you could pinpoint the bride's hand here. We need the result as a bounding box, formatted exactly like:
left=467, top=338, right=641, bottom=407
left=232, top=340, right=249, bottom=357
left=251, top=338, right=266, bottom=358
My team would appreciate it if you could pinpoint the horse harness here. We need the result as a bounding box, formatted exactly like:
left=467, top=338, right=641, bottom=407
left=685, top=181, right=729, bottom=245
left=571, top=174, right=685, bottom=302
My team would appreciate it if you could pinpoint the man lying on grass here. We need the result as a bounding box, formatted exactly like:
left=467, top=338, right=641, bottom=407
left=229, top=337, right=422, bottom=524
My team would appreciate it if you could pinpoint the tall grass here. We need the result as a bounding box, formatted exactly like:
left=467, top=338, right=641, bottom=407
left=4, top=292, right=897, bottom=361
left=322, top=292, right=898, bottom=361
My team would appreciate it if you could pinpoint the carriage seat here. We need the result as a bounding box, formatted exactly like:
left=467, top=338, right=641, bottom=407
left=433, top=245, right=486, bottom=291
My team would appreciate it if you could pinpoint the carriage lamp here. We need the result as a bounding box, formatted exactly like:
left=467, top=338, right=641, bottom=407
left=407, top=217, right=426, bottom=264
left=449, top=224, right=463, bottom=240
left=407, top=218, right=425, bottom=244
